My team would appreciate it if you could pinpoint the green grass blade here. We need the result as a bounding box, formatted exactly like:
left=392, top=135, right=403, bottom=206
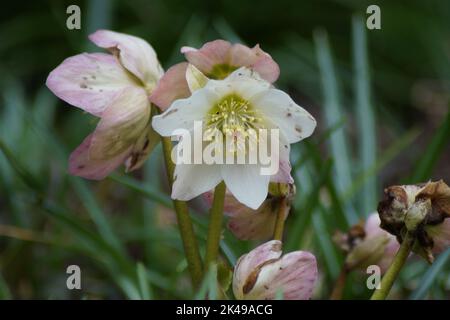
left=410, top=248, right=450, bottom=300
left=410, top=108, right=450, bottom=182
left=314, top=28, right=356, bottom=224
left=0, top=139, right=44, bottom=191
left=194, top=264, right=218, bottom=300
left=286, top=159, right=332, bottom=251
left=312, top=206, right=341, bottom=279
left=0, top=272, right=11, bottom=299
left=116, top=275, right=142, bottom=300
left=70, top=178, right=124, bottom=255
left=109, top=174, right=172, bottom=209
left=137, top=262, right=153, bottom=300
left=344, top=128, right=420, bottom=200
left=352, top=15, right=376, bottom=217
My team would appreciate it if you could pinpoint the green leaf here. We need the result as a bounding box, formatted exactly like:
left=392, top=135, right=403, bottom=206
left=286, top=159, right=332, bottom=251
left=137, top=262, right=153, bottom=300
left=0, top=139, right=44, bottom=191
left=410, top=107, right=450, bottom=182
left=312, top=206, right=341, bottom=279
left=314, top=28, right=356, bottom=224
left=344, top=128, right=420, bottom=200
left=70, top=177, right=125, bottom=255
left=352, top=15, right=377, bottom=217
left=109, top=174, right=173, bottom=209
left=194, top=264, right=219, bottom=300
left=410, top=248, right=450, bottom=300
left=0, top=272, right=11, bottom=299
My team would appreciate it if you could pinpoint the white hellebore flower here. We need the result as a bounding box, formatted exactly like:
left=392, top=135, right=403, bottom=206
left=152, top=67, right=316, bottom=209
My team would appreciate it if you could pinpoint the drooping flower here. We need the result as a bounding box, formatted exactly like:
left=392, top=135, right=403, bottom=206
left=150, top=39, right=280, bottom=110
left=204, top=183, right=294, bottom=240
left=377, top=180, right=450, bottom=263
left=152, top=67, right=316, bottom=209
left=232, top=240, right=317, bottom=300
left=334, top=213, right=400, bottom=273
left=46, top=30, right=164, bottom=179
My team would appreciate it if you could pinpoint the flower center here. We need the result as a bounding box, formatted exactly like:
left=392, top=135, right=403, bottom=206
left=206, top=94, right=262, bottom=138
left=208, top=63, right=238, bottom=80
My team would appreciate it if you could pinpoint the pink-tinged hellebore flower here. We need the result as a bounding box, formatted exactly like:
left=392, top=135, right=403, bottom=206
left=152, top=68, right=316, bottom=210
left=334, top=213, right=400, bottom=273
left=378, top=180, right=450, bottom=263
left=150, top=39, right=280, bottom=110
left=204, top=184, right=294, bottom=240
left=46, top=30, right=164, bottom=179
left=232, top=240, right=317, bottom=300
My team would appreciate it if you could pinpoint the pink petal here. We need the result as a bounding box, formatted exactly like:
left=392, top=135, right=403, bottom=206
left=233, top=240, right=283, bottom=299
left=228, top=200, right=288, bottom=241
left=89, top=29, right=163, bottom=86
left=46, top=53, right=135, bottom=117
left=125, top=124, right=160, bottom=172
left=233, top=241, right=318, bottom=300
left=182, top=40, right=232, bottom=74
left=229, top=44, right=280, bottom=83
left=69, top=134, right=132, bottom=180
left=149, top=62, right=191, bottom=110
left=270, top=136, right=294, bottom=184
left=252, top=251, right=317, bottom=300
left=203, top=189, right=249, bottom=217
left=205, top=188, right=290, bottom=240
left=89, top=87, right=151, bottom=161
left=364, top=213, right=400, bottom=273
left=228, top=44, right=258, bottom=67
left=250, top=45, right=280, bottom=83
left=182, top=40, right=280, bottom=83
left=180, top=46, right=197, bottom=54
left=365, top=213, right=386, bottom=238
left=364, top=212, right=400, bottom=273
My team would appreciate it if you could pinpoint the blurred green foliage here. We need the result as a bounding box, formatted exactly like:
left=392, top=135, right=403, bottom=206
left=0, top=0, right=449, bottom=299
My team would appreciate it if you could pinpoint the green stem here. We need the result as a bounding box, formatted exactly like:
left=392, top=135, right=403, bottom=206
left=370, top=233, right=414, bottom=300
left=161, top=136, right=203, bottom=287
left=204, top=181, right=226, bottom=269
left=273, top=197, right=288, bottom=241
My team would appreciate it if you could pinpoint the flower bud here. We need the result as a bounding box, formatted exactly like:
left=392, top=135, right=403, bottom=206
left=232, top=240, right=317, bottom=300
left=334, top=213, right=400, bottom=273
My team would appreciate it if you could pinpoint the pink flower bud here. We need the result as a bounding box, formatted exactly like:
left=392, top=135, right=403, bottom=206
left=233, top=240, right=317, bottom=300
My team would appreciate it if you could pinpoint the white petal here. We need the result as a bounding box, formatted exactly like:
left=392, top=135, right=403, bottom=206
left=251, top=89, right=317, bottom=144
left=172, top=164, right=222, bottom=201
left=46, top=53, right=137, bottom=117
left=221, top=164, right=270, bottom=210
left=152, top=88, right=219, bottom=137
left=206, top=67, right=270, bottom=100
